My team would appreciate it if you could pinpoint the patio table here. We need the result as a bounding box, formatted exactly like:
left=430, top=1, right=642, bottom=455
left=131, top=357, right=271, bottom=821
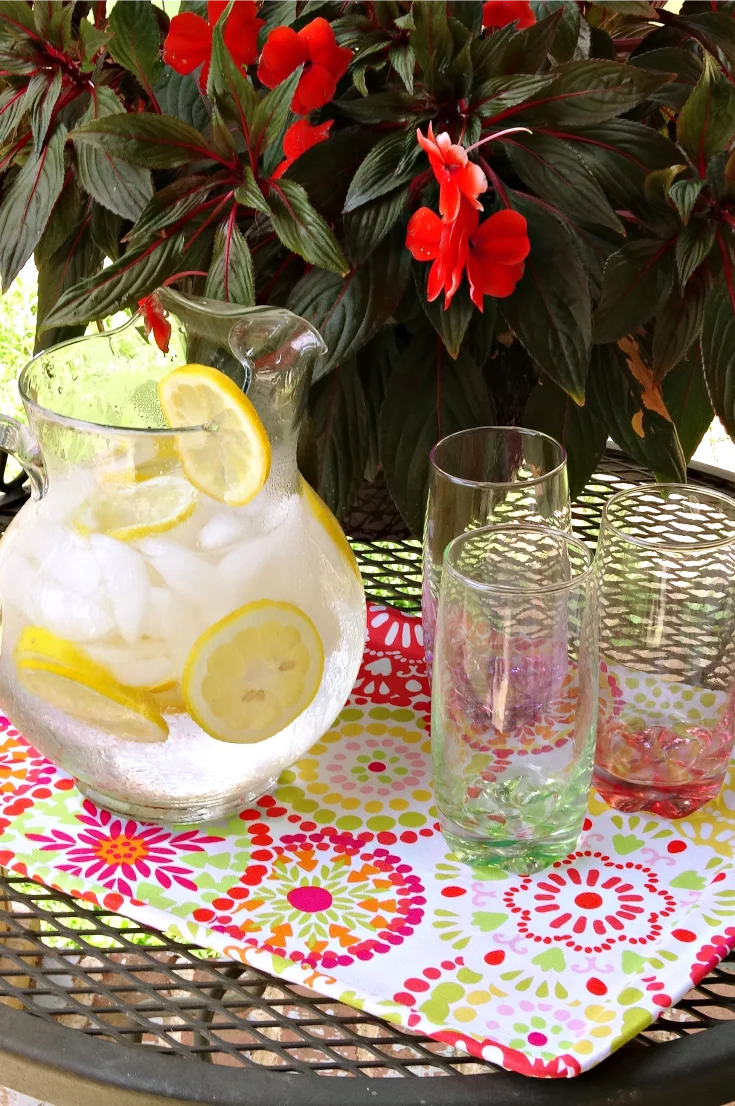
left=1, top=449, right=734, bottom=1106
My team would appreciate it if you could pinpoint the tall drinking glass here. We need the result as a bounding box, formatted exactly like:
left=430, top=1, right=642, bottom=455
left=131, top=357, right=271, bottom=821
left=595, top=485, right=735, bottom=818
left=423, top=427, right=571, bottom=670
left=432, top=525, right=597, bottom=874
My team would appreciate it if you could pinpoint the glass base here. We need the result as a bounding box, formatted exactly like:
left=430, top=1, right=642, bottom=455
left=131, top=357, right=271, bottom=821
left=593, top=766, right=724, bottom=818
left=438, top=811, right=584, bottom=876
left=75, top=776, right=281, bottom=825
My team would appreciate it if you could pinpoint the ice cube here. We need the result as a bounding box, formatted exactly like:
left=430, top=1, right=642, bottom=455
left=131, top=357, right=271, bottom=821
left=86, top=639, right=178, bottom=689
left=143, top=586, right=202, bottom=666
left=34, top=575, right=116, bottom=641
left=91, top=534, right=149, bottom=645
left=138, top=538, right=223, bottom=615
left=198, top=511, right=251, bottom=551
left=40, top=528, right=102, bottom=597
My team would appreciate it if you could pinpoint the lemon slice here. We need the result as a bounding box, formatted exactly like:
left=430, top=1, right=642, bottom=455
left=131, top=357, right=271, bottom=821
left=74, top=475, right=198, bottom=541
left=158, top=364, right=271, bottom=507
left=15, top=635, right=169, bottom=744
left=182, top=600, right=324, bottom=744
left=301, top=479, right=361, bottom=582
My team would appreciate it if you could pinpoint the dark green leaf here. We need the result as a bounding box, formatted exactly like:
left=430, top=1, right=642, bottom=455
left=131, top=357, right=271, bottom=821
left=590, top=25, right=616, bottom=60
left=676, top=217, right=715, bottom=288
left=450, top=0, right=482, bottom=33
left=0, top=124, right=65, bottom=290
left=379, top=331, right=495, bottom=535
left=508, top=60, right=668, bottom=126
left=208, top=18, right=259, bottom=139
left=702, top=273, right=735, bottom=439
left=566, top=121, right=684, bottom=214
left=336, top=90, right=425, bottom=123
left=530, top=1, right=581, bottom=64
left=471, top=73, right=554, bottom=116
left=126, top=176, right=212, bottom=247
left=48, top=1, right=73, bottom=51
left=235, top=166, right=271, bottom=215
left=309, top=358, right=369, bottom=519
left=669, top=177, right=705, bottom=224
left=411, top=0, right=453, bottom=93
left=586, top=340, right=686, bottom=481
left=344, top=131, right=420, bottom=211
left=661, top=348, right=713, bottom=463
left=390, top=43, right=415, bottom=93
left=287, top=230, right=410, bottom=379
left=79, top=16, right=112, bottom=62
left=523, top=376, right=606, bottom=498
left=71, top=112, right=218, bottom=169
left=204, top=220, right=254, bottom=306
left=358, top=328, right=401, bottom=481
left=31, top=70, right=61, bottom=156
left=36, top=218, right=102, bottom=351
left=343, top=185, right=407, bottom=263
left=505, top=131, right=622, bottom=231
left=629, top=47, right=702, bottom=110
left=566, top=222, right=623, bottom=300
left=416, top=265, right=473, bottom=359
left=268, top=178, right=348, bottom=275
left=35, top=173, right=82, bottom=265
left=464, top=302, right=498, bottom=369
left=592, top=239, right=675, bottom=345
left=154, top=69, right=210, bottom=132
left=90, top=203, right=122, bottom=262
left=501, top=194, right=591, bottom=404
left=472, top=10, right=563, bottom=79
left=288, top=127, right=379, bottom=222
left=107, top=0, right=163, bottom=96
left=261, top=0, right=297, bottom=30
left=678, top=11, right=735, bottom=71
left=250, top=68, right=302, bottom=156
left=677, top=57, right=735, bottom=177
left=73, top=89, right=154, bottom=221
left=44, top=233, right=184, bottom=328
left=210, top=105, right=236, bottom=159
left=652, top=267, right=709, bottom=382
left=0, top=0, right=35, bottom=34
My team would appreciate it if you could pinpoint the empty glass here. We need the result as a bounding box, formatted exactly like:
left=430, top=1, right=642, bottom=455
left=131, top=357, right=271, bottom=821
left=423, top=427, right=571, bottom=670
left=595, top=485, right=735, bottom=818
left=432, top=525, right=598, bottom=874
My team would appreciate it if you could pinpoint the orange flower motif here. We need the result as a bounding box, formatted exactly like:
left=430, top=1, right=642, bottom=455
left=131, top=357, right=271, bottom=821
left=163, top=0, right=263, bottom=90
left=257, top=17, right=352, bottom=115
left=482, top=0, right=536, bottom=31
left=416, top=124, right=488, bottom=222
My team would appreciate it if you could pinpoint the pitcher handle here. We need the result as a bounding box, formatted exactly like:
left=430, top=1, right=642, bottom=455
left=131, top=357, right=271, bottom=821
left=0, top=415, right=47, bottom=500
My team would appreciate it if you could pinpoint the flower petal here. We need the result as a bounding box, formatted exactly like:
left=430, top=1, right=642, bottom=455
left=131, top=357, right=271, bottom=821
left=300, top=17, right=352, bottom=79
left=406, top=207, right=443, bottom=260
left=467, top=255, right=525, bottom=299
left=163, top=12, right=211, bottom=74
left=439, top=175, right=462, bottom=222
left=292, top=64, right=337, bottom=113
left=457, top=160, right=488, bottom=208
left=224, top=1, right=263, bottom=67
left=257, top=25, right=308, bottom=88
left=482, top=1, right=536, bottom=30
left=282, top=117, right=333, bottom=160
left=470, top=208, right=530, bottom=264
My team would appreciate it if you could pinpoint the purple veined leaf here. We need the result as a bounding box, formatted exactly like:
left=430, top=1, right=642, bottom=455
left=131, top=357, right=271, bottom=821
left=268, top=177, right=348, bottom=276
left=702, top=246, right=735, bottom=440
left=0, top=124, right=66, bottom=291
left=71, top=112, right=229, bottom=171
left=107, top=0, right=163, bottom=106
left=205, top=215, right=255, bottom=306
left=661, top=346, right=713, bottom=464
left=592, top=238, right=676, bottom=346
left=308, top=357, right=369, bottom=519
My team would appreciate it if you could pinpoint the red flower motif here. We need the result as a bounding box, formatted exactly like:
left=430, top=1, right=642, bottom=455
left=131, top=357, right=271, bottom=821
left=466, top=207, right=530, bottom=306
left=406, top=201, right=529, bottom=309
left=417, top=124, right=487, bottom=221
left=138, top=293, right=172, bottom=354
left=272, top=118, right=332, bottom=178
left=257, top=17, right=352, bottom=115
left=163, top=0, right=263, bottom=91
left=482, top=1, right=536, bottom=31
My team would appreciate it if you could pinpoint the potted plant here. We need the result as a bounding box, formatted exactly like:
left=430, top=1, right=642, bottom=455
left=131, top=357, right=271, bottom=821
left=0, top=0, right=732, bottom=534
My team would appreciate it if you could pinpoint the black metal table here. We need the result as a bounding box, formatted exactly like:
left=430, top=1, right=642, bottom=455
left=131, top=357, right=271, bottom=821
left=1, top=451, right=735, bottom=1106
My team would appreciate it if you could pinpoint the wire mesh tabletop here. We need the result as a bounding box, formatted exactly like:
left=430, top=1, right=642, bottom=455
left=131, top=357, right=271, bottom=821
left=1, top=450, right=735, bottom=1106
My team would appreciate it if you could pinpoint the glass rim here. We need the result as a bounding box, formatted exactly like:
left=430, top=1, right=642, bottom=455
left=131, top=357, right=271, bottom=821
left=601, top=483, right=735, bottom=552
left=19, top=314, right=210, bottom=437
left=444, top=523, right=594, bottom=596
left=430, top=426, right=568, bottom=491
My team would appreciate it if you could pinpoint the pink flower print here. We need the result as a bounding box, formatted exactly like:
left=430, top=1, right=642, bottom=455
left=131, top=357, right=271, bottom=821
left=26, top=799, right=224, bottom=897
left=504, top=851, right=677, bottom=954
left=326, top=737, right=427, bottom=796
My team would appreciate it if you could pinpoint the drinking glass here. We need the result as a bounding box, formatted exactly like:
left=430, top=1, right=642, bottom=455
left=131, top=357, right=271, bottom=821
left=595, top=484, right=735, bottom=818
left=423, top=427, right=571, bottom=670
left=432, top=525, right=597, bottom=874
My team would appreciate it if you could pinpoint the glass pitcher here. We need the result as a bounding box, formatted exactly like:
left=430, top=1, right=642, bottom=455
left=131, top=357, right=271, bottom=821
left=0, top=289, right=366, bottom=823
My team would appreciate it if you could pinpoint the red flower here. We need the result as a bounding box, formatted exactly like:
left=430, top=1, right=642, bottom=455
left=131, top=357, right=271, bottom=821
left=482, top=1, right=536, bottom=30
left=417, top=124, right=487, bottom=222
left=466, top=208, right=530, bottom=306
left=257, top=17, right=352, bottom=115
left=163, top=0, right=263, bottom=91
left=406, top=202, right=529, bottom=310
left=272, top=118, right=332, bottom=178
left=138, top=294, right=171, bottom=354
